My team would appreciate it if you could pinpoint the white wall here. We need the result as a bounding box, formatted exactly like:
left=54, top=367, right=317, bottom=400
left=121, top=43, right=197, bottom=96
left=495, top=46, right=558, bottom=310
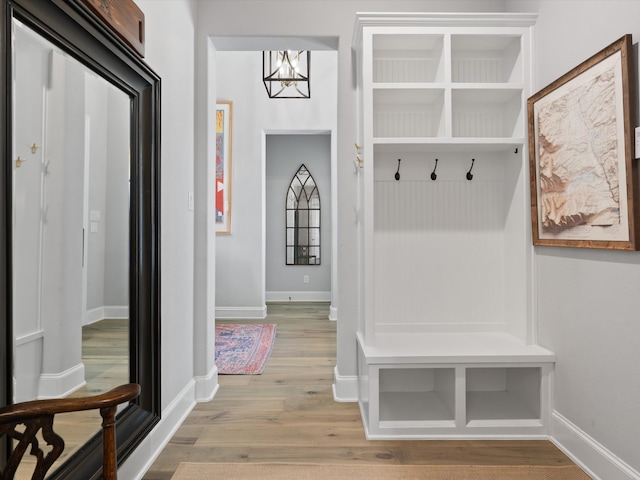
left=214, top=50, right=337, bottom=316
left=103, top=86, right=130, bottom=308
left=39, top=52, right=85, bottom=398
left=140, top=0, right=197, bottom=408
left=118, top=1, right=201, bottom=478
left=85, top=77, right=129, bottom=317
left=85, top=77, right=108, bottom=312
left=266, top=134, right=332, bottom=301
left=12, top=24, right=48, bottom=402
left=507, top=2, right=640, bottom=479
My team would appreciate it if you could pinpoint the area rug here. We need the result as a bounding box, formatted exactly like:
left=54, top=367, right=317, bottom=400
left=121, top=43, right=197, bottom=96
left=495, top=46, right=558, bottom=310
left=171, top=462, right=592, bottom=480
left=215, top=324, right=276, bottom=374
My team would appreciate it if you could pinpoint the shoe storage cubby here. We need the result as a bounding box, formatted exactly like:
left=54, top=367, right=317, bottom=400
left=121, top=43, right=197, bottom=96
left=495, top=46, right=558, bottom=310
left=357, top=335, right=554, bottom=438
left=378, top=367, right=455, bottom=426
left=466, top=367, right=542, bottom=425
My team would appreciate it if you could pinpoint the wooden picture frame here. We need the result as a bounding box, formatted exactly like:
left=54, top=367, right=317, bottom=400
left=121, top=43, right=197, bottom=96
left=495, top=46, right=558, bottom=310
left=527, top=35, right=638, bottom=250
left=215, top=101, right=232, bottom=234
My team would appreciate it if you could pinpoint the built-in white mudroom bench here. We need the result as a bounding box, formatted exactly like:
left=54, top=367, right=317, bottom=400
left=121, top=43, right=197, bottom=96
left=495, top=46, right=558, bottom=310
left=352, top=12, right=556, bottom=439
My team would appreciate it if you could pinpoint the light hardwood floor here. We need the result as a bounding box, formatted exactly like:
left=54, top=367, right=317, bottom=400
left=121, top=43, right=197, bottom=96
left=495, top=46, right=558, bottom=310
left=143, top=302, right=580, bottom=480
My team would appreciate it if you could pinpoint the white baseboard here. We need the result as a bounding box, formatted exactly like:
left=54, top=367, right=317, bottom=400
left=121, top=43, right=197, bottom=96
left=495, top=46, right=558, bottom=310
left=85, top=305, right=129, bottom=325
left=551, top=411, right=640, bottom=480
left=329, top=305, right=337, bottom=321
left=266, top=291, right=331, bottom=302
left=118, top=379, right=199, bottom=480
left=38, top=363, right=86, bottom=399
left=332, top=365, right=358, bottom=402
left=194, top=364, right=219, bottom=402
left=215, top=305, right=267, bottom=319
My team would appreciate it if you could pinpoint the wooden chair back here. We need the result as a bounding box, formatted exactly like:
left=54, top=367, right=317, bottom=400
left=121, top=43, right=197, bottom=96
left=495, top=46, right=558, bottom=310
left=0, top=383, right=140, bottom=480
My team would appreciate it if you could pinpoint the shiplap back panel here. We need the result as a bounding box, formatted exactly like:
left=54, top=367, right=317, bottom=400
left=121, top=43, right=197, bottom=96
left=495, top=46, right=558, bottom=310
left=373, top=57, right=432, bottom=83
left=373, top=179, right=506, bottom=332
left=452, top=57, right=503, bottom=83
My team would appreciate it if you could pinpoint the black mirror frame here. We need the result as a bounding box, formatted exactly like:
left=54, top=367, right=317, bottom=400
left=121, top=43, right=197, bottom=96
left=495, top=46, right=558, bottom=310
left=0, top=0, right=161, bottom=478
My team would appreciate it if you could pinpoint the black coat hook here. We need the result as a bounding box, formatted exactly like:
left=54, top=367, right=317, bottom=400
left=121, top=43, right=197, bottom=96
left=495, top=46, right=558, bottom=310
left=430, top=158, right=438, bottom=181
left=395, top=158, right=401, bottom=181
left=466, top=158, right=475, bottom=181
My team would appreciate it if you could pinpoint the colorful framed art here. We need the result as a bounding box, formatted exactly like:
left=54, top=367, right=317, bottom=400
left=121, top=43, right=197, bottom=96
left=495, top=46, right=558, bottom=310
left=215, top=101, right=232, bottom=234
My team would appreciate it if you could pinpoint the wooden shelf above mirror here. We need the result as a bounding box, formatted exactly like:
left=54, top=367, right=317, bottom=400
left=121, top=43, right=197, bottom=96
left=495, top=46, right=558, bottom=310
left=81, top=0, right=145, bottom=57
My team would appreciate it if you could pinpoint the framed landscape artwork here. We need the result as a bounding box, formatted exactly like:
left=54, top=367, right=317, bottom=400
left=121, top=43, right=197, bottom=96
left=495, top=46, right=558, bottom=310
left=528, top=34, right=638, bottom=250
left=216, top=101, right=232, bottom=234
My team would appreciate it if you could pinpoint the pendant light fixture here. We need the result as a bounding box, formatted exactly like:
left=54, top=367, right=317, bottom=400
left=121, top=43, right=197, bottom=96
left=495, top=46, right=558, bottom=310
left=263, top=50, right=310, bottom=98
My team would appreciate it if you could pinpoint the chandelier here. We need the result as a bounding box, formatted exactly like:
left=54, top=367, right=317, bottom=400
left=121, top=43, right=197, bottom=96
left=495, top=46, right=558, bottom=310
left=263, top=50, right=310, bottom=98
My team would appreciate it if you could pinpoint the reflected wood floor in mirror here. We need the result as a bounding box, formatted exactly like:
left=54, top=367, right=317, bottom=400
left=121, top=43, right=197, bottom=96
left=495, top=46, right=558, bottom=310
left=75, top=318, right=129, bottom=396
left=142, top=302, right=580, bottom=480
left=15, top=319, right=128, bottom=479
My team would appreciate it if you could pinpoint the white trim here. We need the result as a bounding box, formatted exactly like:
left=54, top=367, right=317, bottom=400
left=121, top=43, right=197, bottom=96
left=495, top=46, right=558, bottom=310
left=330, top=130, right=339, bottom=327
left=15, top=329, right=44, bottom=346
left=85, top=305, right=129, bottom=325
left=194, top=364, right=219, bottom=402
left=375, top=322, right=506, bottom=334
left=118, top=380, right=198, bottom=480
left=352, top=12, right=538, bottom=50
left=38, top=363, right=85, bottom=399
left=85, top=307, right=103, bottom=325
left=332, top=366, right=358, bottom=402
left=215, top=305, right=267, bottom=319
left=551, top=411, right=640, bottom=480
left=265, top=291, right=331, bottom=303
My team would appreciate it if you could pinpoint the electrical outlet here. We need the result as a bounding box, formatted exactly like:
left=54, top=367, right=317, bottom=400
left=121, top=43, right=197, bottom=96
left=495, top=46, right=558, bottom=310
left=303, top=275, right=309, bottom=284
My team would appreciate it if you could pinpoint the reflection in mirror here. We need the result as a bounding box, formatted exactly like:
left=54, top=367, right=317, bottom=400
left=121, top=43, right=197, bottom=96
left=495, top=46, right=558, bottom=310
left=286, top=164, right=320, bottom=265
left=11, top=17, right=130, bottom=471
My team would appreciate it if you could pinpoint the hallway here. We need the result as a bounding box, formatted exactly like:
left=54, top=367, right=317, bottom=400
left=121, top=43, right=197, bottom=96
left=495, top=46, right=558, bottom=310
left=143, top=302, right=576, bottom=479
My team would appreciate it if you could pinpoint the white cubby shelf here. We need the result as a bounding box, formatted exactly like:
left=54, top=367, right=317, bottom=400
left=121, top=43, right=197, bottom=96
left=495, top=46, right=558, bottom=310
left=354, top=12, right=553, bottom=440
left=357, top=332, right=555, bottom=439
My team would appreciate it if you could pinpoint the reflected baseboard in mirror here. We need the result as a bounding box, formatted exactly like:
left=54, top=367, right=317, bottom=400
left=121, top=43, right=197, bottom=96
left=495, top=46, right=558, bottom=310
left=1, top=0, right=161, bottom=478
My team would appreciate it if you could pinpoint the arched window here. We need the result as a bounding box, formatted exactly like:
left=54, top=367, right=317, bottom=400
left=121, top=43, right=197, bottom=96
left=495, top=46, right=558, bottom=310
left=286, top=164, right=320, bottom=265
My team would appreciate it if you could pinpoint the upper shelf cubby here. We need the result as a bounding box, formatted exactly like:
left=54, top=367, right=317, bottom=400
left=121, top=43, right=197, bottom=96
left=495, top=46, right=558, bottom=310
left=451, top=88, right=523, bottom=138
left=451, top=35, right=523, bottom=84
left=372, top=34, right=445, bottom=83
left=373, top=88, right=445, bottom=138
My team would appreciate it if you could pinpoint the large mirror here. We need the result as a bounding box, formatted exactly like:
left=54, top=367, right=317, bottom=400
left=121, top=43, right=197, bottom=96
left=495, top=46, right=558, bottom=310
left=12, top=16, right=131, bottom=470
left=1, top=0, right=160, bottom=478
